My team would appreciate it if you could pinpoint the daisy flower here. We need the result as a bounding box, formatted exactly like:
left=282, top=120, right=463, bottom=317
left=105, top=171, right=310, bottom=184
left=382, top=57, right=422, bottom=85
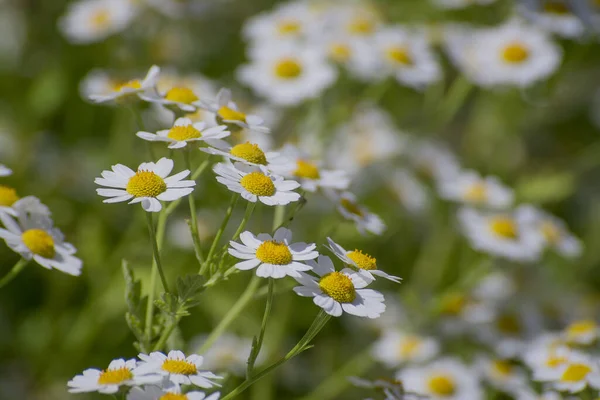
left=228, top=227, right=318, bottom=279
left=68, top=358, right=140, bottom=394
left=141, top=84, right=205, bottom=113
left=237, top=42, right=337, bottom=106
left=0, top=202, right=82, bottom=276
left=0, top=164, right=12, bottom=176
left=564, top=320, right=598, bottom=345
left=407, top=140, right=460, bottom=184
left=397, top=358, right=483, bottom=400
left=88, top=65, right=160, bottom=104
left=324, top=4, right=382, bottom=39
left=134, top=350, right=222, bottom=388
left=293, top=255, right=386, bottom=318
left=201, top=140, right=285, bottom=168
left=477, top=356, right=528, bottom=395
left=389, top=169, right=429, bottom=214
left=313, top=33, right=379, bottom=81
left=330, top=192, right=386, bottom=236
left=524, top=334, right=573, bottom=380
left=242, top=1, right=316, bottom=43
left=95, top=157, right=195, bottom=213
left=520, top=2, right=585, bottom=39
left=326, top=237, right=401, bottom=283
left=127, top=386, right=220, bottom=400
left=542, top=352, right=600, bottom=393
left=58, top=0, right=136, bottom=44
left=136, top=118, right=230, bottom=149
left=372, top=330, right=439, bottom=367
left=202, top=88, right=270, bottom=133
left=191, top=334, right=253, bottom=376
left=213, top=162, right=300, bottom=206
left=0, top=184, right=19, bottom=216
left=458, top=207, right=545, bottom=262
left=438, top=170, right=514, bottom=209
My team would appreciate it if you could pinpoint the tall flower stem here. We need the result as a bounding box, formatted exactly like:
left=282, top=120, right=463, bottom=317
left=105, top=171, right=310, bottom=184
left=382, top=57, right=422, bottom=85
left=247, top=278, right=275, bottom=378
left=200, top=194, right=239, bottom=275
left=146, top=212, right=170, bottom=293
left=0, top=258, right=28, bottom=289
left=184, top=149, right=204, bottom=265
left=144, top=209, right=168, bottom=346
left=232, top=201, right=256, bottom=241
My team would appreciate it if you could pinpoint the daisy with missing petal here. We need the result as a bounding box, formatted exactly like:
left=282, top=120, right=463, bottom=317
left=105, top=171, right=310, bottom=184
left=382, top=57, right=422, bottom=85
left=201, top=140, right=285, bottom=168
left=89, top=65, right=160, bottom=104
left=329, top=191, right=386, bottom=236
left=128, top=386, right=220, bottom=400
left=213, top=162, right=300, bottom=206
left=438, top=170, right=514, bottom=209
left=293, top=255, right=386, bottom=318
left=327, top=237, right=401, bottom=283
left=372, top=329, right=439, bottom=367
left=202, top=88, right=270, bottom=133
left=136, top=118, right=230, bottom=149
left=228, top=227, right=318, bottom=279
left=0, top=164, right=12, bottom=176
left=134, top=350, right=222, bottom=388
left=68, top=358, right=140, bottom=394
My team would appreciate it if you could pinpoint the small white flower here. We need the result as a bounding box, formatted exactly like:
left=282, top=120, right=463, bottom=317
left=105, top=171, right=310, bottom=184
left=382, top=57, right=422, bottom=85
left=68, top=358, right=141, bottom=394
left=0, top=164, right=12, bottom=176
left=202, top=88, right=270, bottom=133
left=327, top=237, right=401, bottom=283
left=519, top=2, right=585, bottom=38
left=294, top=255, right=386, bottom=318
left=127, top=385, right=221, bottom=400
left=228, top=227, right=318, bottom=279
left=407, top=140, right=460, bottom=183
left=372, top=330, right=439, bottom=367
left=543, top=352, right=600, bottom=393
left=95, top=157, right=195, bottom=213
left=523, top=333, right=572, bottom=380
left=89, top=65, right=160, bottom=104
left=329, top=191, right=386, bottom=236
left=141, top=85, right=205, bottom=113
left=477, top=356, right=528, bottom=395
left=323, top=4, right=382, bottom=39
left=213, top=162, right=300, bottom=206
left=201, top=140, right=285, bottom=168
left=242, top=1, right=316, bottom=43
left=0, top=184, right=19, bottom=216
left=389, top=169, right=429, bottom=214
left=134, top=350, right=222, bottom=388
left=136, top=118, right=230, bottom=149
left=438, top=170, right=514, bottom=209
left=563, top=320, right=599, bottom=345
left=314, top=34, right=379, bottom=81
left=191, top=334, right=253, bottom=376
left=58, top=0, right=136, bottom=44
left=0, top=200, right=82, bottom=276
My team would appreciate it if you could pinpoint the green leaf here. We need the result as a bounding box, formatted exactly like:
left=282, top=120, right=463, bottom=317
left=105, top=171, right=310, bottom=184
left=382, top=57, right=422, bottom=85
left=176, top=274, right=205, bottom=302
left=122, top=260, right=141, bottom=313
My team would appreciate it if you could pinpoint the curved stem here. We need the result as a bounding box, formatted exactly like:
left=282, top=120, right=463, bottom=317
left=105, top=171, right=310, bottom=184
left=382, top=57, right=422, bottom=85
left=201, top=195, right=239, bottom=275
left=184, top=149, right=204, bottom=265
left=0, top=258, right=28, bottom=289
left=144, top=209, right=168, bottom=347
left=231, top=201, right=256, bottom=241
left=152, top=317, right=180, bottom=351
left=247, top=278, right=274, bottom=378
left=146, top=212, right=170, bottom=293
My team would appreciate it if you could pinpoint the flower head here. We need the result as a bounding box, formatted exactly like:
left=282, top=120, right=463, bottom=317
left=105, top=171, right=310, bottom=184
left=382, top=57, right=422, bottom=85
left=438, top=170, right=514, bottom=209
left=330, top=192, right=386, bottom=236
left=202, top=88, right=270, bottom=133
left=68, top=358, right=141, bottom=394
left=136, top=118, right=230, bottom=149
left=88, top=65, right=160, bottom=104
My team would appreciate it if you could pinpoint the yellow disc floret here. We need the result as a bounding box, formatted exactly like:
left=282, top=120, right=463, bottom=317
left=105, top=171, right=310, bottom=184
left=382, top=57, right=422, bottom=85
left=347, top=250, right=377, bottom=270
left=165, top=87, right=199, bottom=104
left=427, top=375, right=456, bottom=396
left=340, top=198, right=363, bottom=217
left=90, top=9, right=110, bottom=29
left=561, top=363, right=592, bottom=382
left=162, top=359, right=198, bottom=375
left=386, top=47, right=413, bottom=66
left=398, top=336, right=421, bottom=358
left=294, top=160, right=320, bottom=180
left=256, top=240, right=293, bottom=265
left=160, top=394, right=187, bottom=400
left=274, top=58, right=303, bottom=79
left=230, top=143, right=268, bottom=165
left=492, top=360, right=514, bottom=376
left=566, top=320, right=597, bottom=340
left=319, top=271, right=356, bottom=303
left=490, top=217, right=518, bottom=239
left=330, top=43, right=351, bottom=62
left=114, top=80, right=142, bottom=92
left=97, top=367, right=133, bottom=385
left=167, top=125, right=202, bottom=141
left=348, top=17, right=375, bottom=35
left=240, top=172, right=276, bottom=197
left=22, top=229, right=55, bottom=259
left=0, top=185, right=19, bottom=207
left=502, top=43, right=530, bottom=64
left=218, top=106, right=246, bottom=122
left=464, top=182, right=488, bottom=203
left=126, top=171, right=167, bottom=198
left=277, top=20, right=301, bottom=35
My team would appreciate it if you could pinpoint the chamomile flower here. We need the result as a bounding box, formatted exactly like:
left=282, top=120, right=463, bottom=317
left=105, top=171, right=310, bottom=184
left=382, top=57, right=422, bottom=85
left=324, top=4, right=382, bottom=39
left=95, top=157, right=195, bottom=213
left=134, top=350, right=222, bottom=388
left=201, top=141, right=285, bottom=168
left=372, top=330, right=439, bottom=367
left=0, top=164, right=11, bottom=176
left=314, top=33, right=379, bottom=81
left=228, top=227, right=318, bottom=279
left=141, top=84, right=206, bottom=113
left=330, top=192, right=386, bottom=236
left=191, top=334, right=252, bottom=376
left=127, top=386, right=220, bottom=400
left=213, top=162, right=300, bottom=206
left=458, top=207, right=544, bottom=262
left=58, top=0, right=136, bottom=44
left=564, top=320, right=599, bottom=345
left=136, top=118, right=230, bottom=149
left=293, top=255, right=386, bottom=318
left=438, top=170, right=514, bottom=209
left=237, top=42, right=337, bottom=106
left=397, top=358, right=483, bottom=400
left=202, top=89, right=270, bottom=133
left=407, top=140, right=460, bottom=183
left=477, top=357, right=528, bottom=394
left=88, top=65, right=160, bottom=104
left=520, top=2, right=585, bottom=38
left=390, top=169, right=430, bottom=214
left=524, top=334, right=573, bottom=380
left=79, top=69, right=120, bottom=103
left=0, top=184, right=19, bottom=216
left=543, top=352, right=600, bottom=393
left=243, top=1, right=316, bottom=43
left=67, top=358, right=140, bottom=394
left=326, top=237, right=401, bottom=283
left=0, top=205, right=82, bottom=276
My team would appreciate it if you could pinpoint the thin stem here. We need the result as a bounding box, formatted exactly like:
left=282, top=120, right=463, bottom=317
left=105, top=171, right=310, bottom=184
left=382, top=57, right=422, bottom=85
left=231, top=201, right=256, bottom=241
left=185, top=149, right=204, bottom=265
left=152, top=317, right=180, bottom=351
left=0, top=258, right=28, bottom=289
left=247, top=278, right=275, bottom=378
left=164, top=159, right=211, bottom=216
left=144, top=209, right=168, bottom=347
left=146, top=212, right=170, bottom=293
left=435, top=75, right=473, bottom=129
left=201, top=195, right=239, bottom=275
left=272, top=205, right=285, bottom=231
left=197, top=275, right=262, bottom=354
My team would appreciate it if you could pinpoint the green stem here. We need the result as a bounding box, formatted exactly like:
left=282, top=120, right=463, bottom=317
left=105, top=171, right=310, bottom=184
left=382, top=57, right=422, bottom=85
left=247, top=278, right=275, bottom=378
left=152, top=317, right=180, bottom=351
left=232, top=201, right=256, bottom=241
left=436, top=75, right=473, bottom=129
left=272, top=205, right=285, bottom=231
left=146, top=212, right=170, bottom=293
left=197, top=275, right=262, bottom=354
left=0, top=258, right=28, bottom=288
left=201, top=195, right=239, bottom=275
left=185, top=150, right=204, bottom=265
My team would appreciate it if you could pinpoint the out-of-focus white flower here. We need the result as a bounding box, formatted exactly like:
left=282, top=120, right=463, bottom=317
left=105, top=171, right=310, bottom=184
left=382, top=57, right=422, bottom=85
left=407, top=140, right=460, bottom=184
left=438, top=170, right=514, bottom=209
left=243, top=1, right=317, bottom=43
left=59, top=0, right=136, bottom=44
left=523, top=333, right=572, bottom=380
left=202, top=89, right=270, bottom=134
left=322, top=3, right=382, bottom=39
left=563, top=319, right=599, bottom=345
left=79, top=69, right=121, bottom=103
left=88, top=65, right=160, bottom=104
left=541, top=352, right=600, bottom=393
left=128, top=385, right=220, bottom=400
left=0, top=164, right=11, bottom=177
left=432, top=0, right=497, bottom=9
left=389, top=169, right=429, bottom=214
left=314, top=34, right=378, bottom=81
left=372, top=330, right=439, bottom=367
left=329, top=191, right=386, bottom=236
left=136, top=117, right=230, bottom=149
left=471, top=272, right=515, bottom=303
left=519, top=2, right=585, bottom=39
left=191, top=334, right=253, bottom=376
left=477, top=356, right=528, bottom=395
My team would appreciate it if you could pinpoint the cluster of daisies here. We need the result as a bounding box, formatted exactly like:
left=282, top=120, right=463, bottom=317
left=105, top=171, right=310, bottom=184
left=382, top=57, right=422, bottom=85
left=0, top=165, right=83, bottom=279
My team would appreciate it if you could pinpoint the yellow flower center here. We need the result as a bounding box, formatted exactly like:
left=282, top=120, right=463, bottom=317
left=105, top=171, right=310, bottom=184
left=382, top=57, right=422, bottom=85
left=464, top=182, right=488, bottom=203
left=440, top=293, right=467, bottom=315
left=90, top=9, right=110, bottom=29
left=398, top=336, right=421, bottom=358
left=0, top=185, right=19, bottom=207
left=541, top=221, right=561, bottom=244
left=21, top=229, right=55, bottom=259
left=329, top=43, right=351, bottom=62
left=165, top=87, right=199, bottom=104
left=167, top=125, right=202, bottom=141
left=386, top=47, right=413, bottom=66
left=347, top=17, right=375, bottom=35
left=160, top=394, right=187, bottom=400
left=492, top=360, right=513, bottom=376
left=230, top=142, right=268, bottom=165
left=496, top=314, right=521, bottom=335
left=162, top=359, right=198, bottom=375
left=543, top=2, right=570, bottom=14
left=347, top=250, right=377, bottom=270
left=294, top=160, right=320, bottom=179
left=546, top=354, right=567, bottom=368
left=561, top=363, right=592, bottom=382
left=427, top=375, right=456, bottom=396
left=489, top=217, right=518, bottom=239
left=218, top=106, right=246, bottom=122
left=340, top=198, right=363, bottom=217
left=566, top=320, right=597, bottom=339
left=277, top=20, right=301, bottom=35
left=240, top=172, right=275, bottom=196
left=319, top=271, right=356, bottom=303
left=255, top=240, right=293, bottom=265
left=114, top=80, right=141, bottom=92
left=274, top=58, right=303, bottom=79
left=97, top=367, right=133, bottom=385
left=502, top=43, right=530, bottom=64
left=126, top=171, right=167, bottom=198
